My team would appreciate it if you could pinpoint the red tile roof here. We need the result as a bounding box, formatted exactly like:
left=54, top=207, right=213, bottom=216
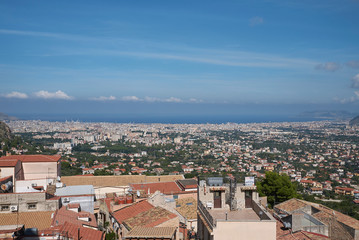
left=67, top=203, right=80, bottom=209
left=0, top=211, right=54, bottom=230
left=0, top=159, right=19, bottom=167
left=0, top=154, right=61, bottom=163
left=43, top=221, right=104, bottom=240
left=51, top=206, right=97, bottom=228
left=124, top=207, right=177, bottom=229
left=113, top=200, right=154, bottom=223
left=130, top=181, right=182, bottom=195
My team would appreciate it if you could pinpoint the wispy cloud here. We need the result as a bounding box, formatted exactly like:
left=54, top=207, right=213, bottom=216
left=315, top=62, right=341, bottom=72
left=0, top=29, right=317, bottom=69
left=3, top=91, right=28, bottom=99
left=91, top=96, right=116, bottom=101
left=346, top=60, right=359, bottom=69
left=164, top=97, right=182, bottom=103
left=118, top=96, right=186, bottom=103
left=33, top=90, right=73, bottom=100
left=121, top=96, right=141, bottom=101
left=249, top=16, right=264, bottom=26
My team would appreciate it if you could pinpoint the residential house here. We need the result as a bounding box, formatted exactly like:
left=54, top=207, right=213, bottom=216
left=197, top=177, right=276, bottom=240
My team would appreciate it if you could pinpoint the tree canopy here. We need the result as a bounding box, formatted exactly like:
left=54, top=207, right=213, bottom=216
left=256, top=171, right=298, bottom=207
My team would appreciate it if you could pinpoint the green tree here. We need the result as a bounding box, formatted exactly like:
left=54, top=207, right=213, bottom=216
left=256, top=171, right=298, bottom=208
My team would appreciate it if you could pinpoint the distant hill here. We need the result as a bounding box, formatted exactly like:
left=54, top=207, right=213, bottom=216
left=0, top=112, right=17, bottom=121
left=299, top=111, right=355, bottom=120
left=349, top=115, right=359, bottom=126
left=0, top=121, right=12, bottom=141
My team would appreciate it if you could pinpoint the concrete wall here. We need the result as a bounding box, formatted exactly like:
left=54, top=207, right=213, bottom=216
left=22, top=162, right=59, bottom=180
left=199, top=185, right=259, bottom=211
left=0, top=192, right=59, bottom=212
left=213, top=221, right=276, bottom=240
left=15, top=179, right=52, bottom=192
left=197, top=212, right=213, bottom=240
left=61, top=195, right=94, bottom=213
left=0, top=167, right=14, bottom=180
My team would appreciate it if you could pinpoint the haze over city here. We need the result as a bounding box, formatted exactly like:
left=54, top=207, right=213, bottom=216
left=1, top=0, right=359, bottom=122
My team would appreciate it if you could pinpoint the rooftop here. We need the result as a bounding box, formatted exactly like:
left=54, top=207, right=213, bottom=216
left=208, top=208, right=260, bottom=222
left=51, top=206, right=98, bottom=228
left=130, top=181, right=182, bottom=195
left=55, top=185, right=95, bottom=196
left=0, top=211, right=54, bottom=230
left=125, top=227, right=176, bottom=239
left=175, top=197, right=197, bottom=220
left=275, top=198, right=359, bottom=231
left=61, top=175, right=184, bottom=187
left=0, top=154, right=61, bottom=163
left=0, top=159, right=19, bottom=167
left=42, top=221, right=104, bottom=240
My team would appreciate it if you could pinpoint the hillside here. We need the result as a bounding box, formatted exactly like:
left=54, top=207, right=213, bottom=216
left=0, top=121, right=12, bottom=141
left=350, top=115, right=359, bottom=126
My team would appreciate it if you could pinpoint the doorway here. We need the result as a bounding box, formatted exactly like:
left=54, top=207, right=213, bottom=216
left=245, top=190, right=253, bottom=208
left=214, top=191, right=222, bottom=208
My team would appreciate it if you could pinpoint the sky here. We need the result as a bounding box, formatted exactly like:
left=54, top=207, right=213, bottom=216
left=1, top=0, right=359, bottom=122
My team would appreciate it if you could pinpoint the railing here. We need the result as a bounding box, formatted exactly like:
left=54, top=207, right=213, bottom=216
left=198, top=200, right=216, bottom=229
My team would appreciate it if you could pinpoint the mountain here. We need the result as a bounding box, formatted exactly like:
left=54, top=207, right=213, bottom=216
left=0, top=121, right=12, bottom=141
left=298, top=111, right=355, bottom=120
left=349, top=115, right=359, bottom=126
left=0, top=112, right=18, bottom=121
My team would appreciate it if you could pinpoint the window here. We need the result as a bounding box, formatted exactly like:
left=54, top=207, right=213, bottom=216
left=1, top=205, right=9, bottom=211
left=27, top=203, right=37, bottom=210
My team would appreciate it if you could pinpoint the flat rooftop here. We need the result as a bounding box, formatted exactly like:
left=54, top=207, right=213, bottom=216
left=208, top=208, right=260, bottom=221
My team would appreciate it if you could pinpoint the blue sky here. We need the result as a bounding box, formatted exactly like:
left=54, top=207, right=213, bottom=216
left=1, top=0, right=359, bottom=120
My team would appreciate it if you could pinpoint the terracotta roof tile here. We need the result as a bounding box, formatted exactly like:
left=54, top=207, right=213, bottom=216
left=274, top=198, right=308, bottom=213
left=0, top=155, right=61, bottom=163
left=130, top=181, right=182, bottom=195
left=43, top=221, right=104, bottom=240
left=61, top=175, right=184, bottom=187
left=0, top=211, right=54, bottom=230
left=52, top=206, right=97, bottom=228
left=0, top=159, right=19, bottom=167
left=113, top=200, right=154, bottom=223
left=125, top=227, right=176, bottom=239
left=125, top=207, right=177, bottom=229
left=175, top=197, right=197, bottom=220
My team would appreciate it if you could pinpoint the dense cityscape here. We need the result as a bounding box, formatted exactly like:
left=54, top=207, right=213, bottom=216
left=1, top=118, right=359, bottom=239
left=1, top=1, right=359, bottom=239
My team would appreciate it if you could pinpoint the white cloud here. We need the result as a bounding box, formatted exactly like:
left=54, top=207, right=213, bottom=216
left=144, top=96, right=161, bottom=102
left=189, top=98, right=204, bottom=103
left=33, top=90, right=73, bottom=100
left=164, top=97, right=182, bottom=103
left=121, top=96, right=141, bottom=101
left=315, top=62, right=341, bottom=72
left=92, top=96, right=116, bottom=101
left=3, top=91, right=28, bottom=99
left=249, top=17, right=264, bottom=26
left=351, top=74, right=359, bottom=88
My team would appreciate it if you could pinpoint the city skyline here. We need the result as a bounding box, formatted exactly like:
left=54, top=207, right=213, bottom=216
left=1, top=0, right=359, bottom=119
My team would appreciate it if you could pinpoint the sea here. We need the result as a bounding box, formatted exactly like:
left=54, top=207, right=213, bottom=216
left=12, top=113, right=329, bottom=124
